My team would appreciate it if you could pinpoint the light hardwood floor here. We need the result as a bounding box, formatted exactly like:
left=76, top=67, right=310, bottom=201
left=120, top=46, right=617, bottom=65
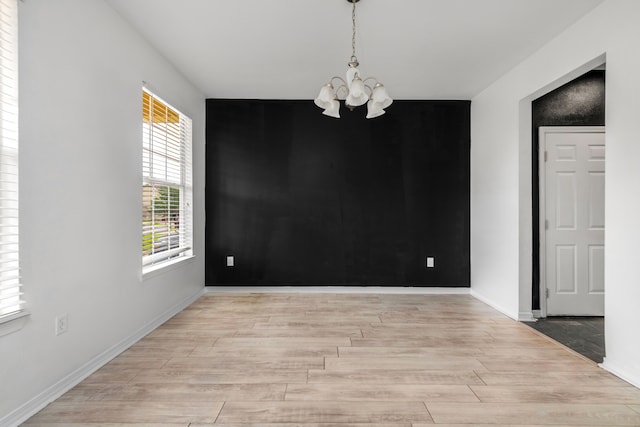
left=23, top=293, right=640, bottom=426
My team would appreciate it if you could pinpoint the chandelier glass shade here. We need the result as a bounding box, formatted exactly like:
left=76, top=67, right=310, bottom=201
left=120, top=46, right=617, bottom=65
left=314, top=0, right=392, bottom=119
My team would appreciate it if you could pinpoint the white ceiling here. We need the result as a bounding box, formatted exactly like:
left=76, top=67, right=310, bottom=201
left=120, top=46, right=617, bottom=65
left=106, top=0, right=604, bottom=100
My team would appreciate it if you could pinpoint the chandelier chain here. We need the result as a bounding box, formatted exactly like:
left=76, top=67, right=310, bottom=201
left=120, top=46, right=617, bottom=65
left=351, top=0, right=357, bottom=60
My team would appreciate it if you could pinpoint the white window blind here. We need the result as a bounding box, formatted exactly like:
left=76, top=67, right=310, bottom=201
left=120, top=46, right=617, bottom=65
left=0, top=0, right=23, bottom=320
left=142, top=90, right=192, bottom=268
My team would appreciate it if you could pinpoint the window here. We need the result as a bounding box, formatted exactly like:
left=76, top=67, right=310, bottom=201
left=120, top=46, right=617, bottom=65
left=142, top=90, right=192, bottom=270
left=0, top=0, right=23, bottom=322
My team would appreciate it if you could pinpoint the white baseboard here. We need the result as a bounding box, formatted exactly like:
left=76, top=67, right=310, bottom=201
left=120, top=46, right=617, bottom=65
left=470, top=289, right=518, bottom=320
left=600, top=358, right=640, bottom=389
left=204, top=285, right=471, bottom=295
left=518, top=311, right=536, bottom=322
left=1, top=288, right=204, bottom=427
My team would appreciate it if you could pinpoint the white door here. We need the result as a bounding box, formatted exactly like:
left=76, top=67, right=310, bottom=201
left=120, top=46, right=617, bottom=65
left=540, top=126, right=605, bottom=316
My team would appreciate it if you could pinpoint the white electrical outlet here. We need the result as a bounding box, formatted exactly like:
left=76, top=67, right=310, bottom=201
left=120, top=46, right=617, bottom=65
left=426, top=257, right=435, bottom=268
left=55, top=314, right=68, bottom=336
left=226, top=255, right=234, bottom=267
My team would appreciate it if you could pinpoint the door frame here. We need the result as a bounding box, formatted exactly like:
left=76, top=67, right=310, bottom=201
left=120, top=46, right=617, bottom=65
left=538, top=125, right=605, bottom=318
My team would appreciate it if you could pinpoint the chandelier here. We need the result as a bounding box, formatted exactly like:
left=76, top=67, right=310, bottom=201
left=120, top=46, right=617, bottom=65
left=314, top=0, right=392, bottom=119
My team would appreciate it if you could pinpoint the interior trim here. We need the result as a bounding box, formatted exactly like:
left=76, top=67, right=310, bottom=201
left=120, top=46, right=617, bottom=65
left=204, top=286, right=471, bottom=294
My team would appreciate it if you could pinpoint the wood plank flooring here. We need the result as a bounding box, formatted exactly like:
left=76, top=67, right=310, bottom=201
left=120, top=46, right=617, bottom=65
left=23, top=293, right=640, bottom=426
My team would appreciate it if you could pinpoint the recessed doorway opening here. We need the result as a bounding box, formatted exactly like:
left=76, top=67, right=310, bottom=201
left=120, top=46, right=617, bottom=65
left=529, top=66, right=606, bottom=362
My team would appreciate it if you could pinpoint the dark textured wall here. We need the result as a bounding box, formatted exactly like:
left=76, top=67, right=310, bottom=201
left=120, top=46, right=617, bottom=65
left=532, top=70, right=605, bottom=309
left=205, top=100, right=470, bottom=286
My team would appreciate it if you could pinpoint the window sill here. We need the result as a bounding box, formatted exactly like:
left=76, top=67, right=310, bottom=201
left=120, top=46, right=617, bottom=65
left=0, top=310, right=30, bottom=337
left=141, top=254, right=195, bottom=281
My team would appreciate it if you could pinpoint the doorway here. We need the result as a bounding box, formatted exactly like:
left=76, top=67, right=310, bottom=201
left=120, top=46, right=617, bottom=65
left=531, top=68, right=606, bottom=314
left=525, top=67, right=606, bottom=362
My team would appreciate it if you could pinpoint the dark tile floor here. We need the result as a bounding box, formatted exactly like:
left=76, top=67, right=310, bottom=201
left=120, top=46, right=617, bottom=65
left=523, top=316, right=605, bottom=363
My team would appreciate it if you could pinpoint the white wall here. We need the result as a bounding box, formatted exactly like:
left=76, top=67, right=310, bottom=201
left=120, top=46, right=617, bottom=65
left=471, top=0, right=640, bottom=386
left=0, top=0, right=205, bottom=423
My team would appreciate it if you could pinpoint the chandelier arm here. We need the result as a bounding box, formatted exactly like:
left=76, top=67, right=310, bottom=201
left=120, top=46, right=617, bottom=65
left=364, top=84, right=375, bottom=97
left=362, top=77, right=380, bottom=85
left=330, top=76, right=348, bottom=87
left=335, top=84, right=350, bottom=99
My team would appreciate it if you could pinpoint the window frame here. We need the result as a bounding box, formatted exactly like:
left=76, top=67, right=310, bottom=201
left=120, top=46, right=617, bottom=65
left=141, top=89, right=193, bottom=275
left=0, top=0, right=26, bottom=330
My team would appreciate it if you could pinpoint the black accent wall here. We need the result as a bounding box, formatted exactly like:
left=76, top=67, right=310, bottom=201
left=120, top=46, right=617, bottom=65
left=532, top=70, right=605, bottom=309
left=205, top=100, right=470, bottom=286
